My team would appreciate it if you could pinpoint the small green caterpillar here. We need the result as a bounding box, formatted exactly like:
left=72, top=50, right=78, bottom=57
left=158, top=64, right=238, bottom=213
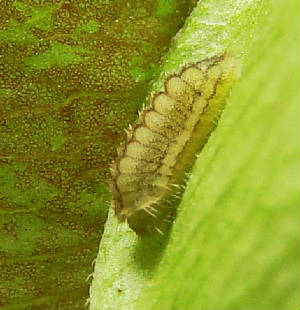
left=110, top=53, right=239, bottom=234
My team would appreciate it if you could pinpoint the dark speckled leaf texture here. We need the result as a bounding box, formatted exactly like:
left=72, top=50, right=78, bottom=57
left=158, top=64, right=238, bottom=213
left=0, top=1, right=196, bottom=308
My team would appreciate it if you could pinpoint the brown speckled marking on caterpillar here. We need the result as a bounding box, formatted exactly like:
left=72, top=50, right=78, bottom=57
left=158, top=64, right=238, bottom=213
left=110, top=53, right=239, bottom=234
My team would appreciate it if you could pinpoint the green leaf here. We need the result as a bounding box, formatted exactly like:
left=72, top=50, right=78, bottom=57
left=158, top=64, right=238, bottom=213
left=89, top=0, right=299, bottom=309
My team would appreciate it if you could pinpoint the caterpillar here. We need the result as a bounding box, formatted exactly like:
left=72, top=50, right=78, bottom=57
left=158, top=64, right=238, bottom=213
left=110, top=53, right=239, bottom=234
